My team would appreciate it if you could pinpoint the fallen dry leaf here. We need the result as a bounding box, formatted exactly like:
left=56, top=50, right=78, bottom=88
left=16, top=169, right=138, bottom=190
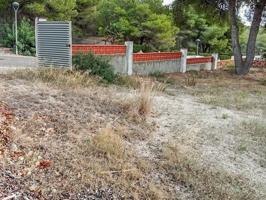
left=36, top=160, right=53, bottom=169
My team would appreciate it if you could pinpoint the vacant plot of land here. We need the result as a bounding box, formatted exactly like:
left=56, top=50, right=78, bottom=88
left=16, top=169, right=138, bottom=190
left=0, top=68, right=265, bottom=199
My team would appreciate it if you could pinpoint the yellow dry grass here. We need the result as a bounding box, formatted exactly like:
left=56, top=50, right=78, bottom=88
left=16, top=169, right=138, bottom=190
left=138, top=80, right=154, bottom=117
left=8, top=68, right=97, bottom=88
left=91, top=127, right=125, bottom=159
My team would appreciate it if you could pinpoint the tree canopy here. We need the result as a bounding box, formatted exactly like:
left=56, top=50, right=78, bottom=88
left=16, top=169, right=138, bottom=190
left=174, top=4, right=231, bottom=55
left=0, top=0, right=177, bottom=51
left=173, top=0, right=266, bottom=74
left=97, top=0, right=177, bottom=50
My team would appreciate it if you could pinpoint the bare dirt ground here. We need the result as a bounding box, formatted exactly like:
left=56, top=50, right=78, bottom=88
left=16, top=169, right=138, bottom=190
left=0, top=68, right=266, bottom=199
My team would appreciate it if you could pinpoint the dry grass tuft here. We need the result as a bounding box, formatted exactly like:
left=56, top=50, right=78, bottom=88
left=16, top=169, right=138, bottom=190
left=161, top=143, right=257, bottom=200
left=117, top=79, right=155, bottom=122
left=138, top=80, right=154, bottom=117
left=115, top=75, right=142, bottom=89
left=7, top=68, right=97, bottom=88
left=184, top=74, right=197, bottom=87
left=92, top=127, right=125, bottom=159
left=147, top=184, right=167, bottom=200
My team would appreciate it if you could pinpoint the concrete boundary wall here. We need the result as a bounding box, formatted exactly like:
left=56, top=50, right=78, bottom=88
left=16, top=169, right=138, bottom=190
left=187, top=57, right=213, bottom=71
left=133, top=52, right=182, bottom=75
left=72, top=42, right=218, bottom=75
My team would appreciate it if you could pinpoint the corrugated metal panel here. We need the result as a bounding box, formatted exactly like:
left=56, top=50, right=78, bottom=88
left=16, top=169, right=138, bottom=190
left=36, top=21, right=72, bottom=68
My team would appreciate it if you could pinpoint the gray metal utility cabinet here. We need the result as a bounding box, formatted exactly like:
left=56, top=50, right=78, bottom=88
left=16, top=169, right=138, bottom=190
left=35, top=18, right=72, bottom=68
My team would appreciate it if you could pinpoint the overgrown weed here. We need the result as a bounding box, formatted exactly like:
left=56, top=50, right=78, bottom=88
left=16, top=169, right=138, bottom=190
left=8, top=68, right=97, bottom=88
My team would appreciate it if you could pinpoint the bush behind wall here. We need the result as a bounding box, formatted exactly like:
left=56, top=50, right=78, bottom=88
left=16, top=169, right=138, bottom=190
left=73, top=52, right=117, bottom=83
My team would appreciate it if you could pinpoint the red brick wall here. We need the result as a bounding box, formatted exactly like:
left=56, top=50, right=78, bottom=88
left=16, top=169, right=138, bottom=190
left=72, top=44, right=126, bottom=55
left=187, top=57, right=213, bottom=64
left=133, top=52, right=182, bottom=62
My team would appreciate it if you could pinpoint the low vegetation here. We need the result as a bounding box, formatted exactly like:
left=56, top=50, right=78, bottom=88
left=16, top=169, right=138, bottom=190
left=1, top=68, right=266, bottom=199
left=162, top=69, right=266, bottom=112
left=8, top=68, right=97, bottom=88
left=161, top=143, right=256, bottom=199
left=0, top=70, right=158, bottom=199
left=73, top=53, right=117, bottom=83
left=241, top=120, right=266, bottom=140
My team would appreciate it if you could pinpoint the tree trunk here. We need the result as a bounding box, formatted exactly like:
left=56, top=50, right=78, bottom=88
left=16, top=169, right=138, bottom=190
left=243, top=1, right=266, bottom=74
left=229, top=0, right=243, bottom=74
left=229, top=0, right=266, bottom=75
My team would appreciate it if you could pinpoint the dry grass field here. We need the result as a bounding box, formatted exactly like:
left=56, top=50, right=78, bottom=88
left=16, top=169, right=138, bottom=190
left=0, top=67, right=266, bottom=199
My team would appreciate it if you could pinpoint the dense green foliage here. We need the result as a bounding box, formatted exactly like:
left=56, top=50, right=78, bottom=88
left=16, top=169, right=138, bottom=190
left=73, top=53, right=117, bottom=83
left=240, top=28, right=266, bottom=55
left=173, top=0, right=266, bottom=75
left=0, top=0, right=177, bottom=52
left=97, top=0, right=177, bottom=51
left=1, top=19, right=35, bottom=56
left=173, top=3, right=231, bottom=55
left=26, top=0, right=78, bottom=20
left=1, top=0, right=265, bottom=60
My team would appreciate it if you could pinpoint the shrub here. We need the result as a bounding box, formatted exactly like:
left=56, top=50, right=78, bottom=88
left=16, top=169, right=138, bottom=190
left=219, top=54, right=232, bottom=60
left=1, top=19, right=35, bottom=56
left=262, top=52, right=266, bottom=60
left=73, top=53, right=117, bottom=83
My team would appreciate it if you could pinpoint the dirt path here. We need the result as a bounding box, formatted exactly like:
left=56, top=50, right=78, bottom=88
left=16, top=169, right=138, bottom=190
left=134, top=90, right=266, bottom=198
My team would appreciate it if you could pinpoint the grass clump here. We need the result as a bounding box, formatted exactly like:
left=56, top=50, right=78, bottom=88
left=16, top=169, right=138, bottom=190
left=161, top=143, right=257, bottom=200
left=73, top=52, right=117, bottom=83
left=92, top=127, right=125, bottom=159
left=149, top=71, right=176, bottom=85
left=241, top=120, right=266, bottom=140
left=138, top=80, right=154, bottom=117
left=222, top=113, right=229, bottom=119
left=82, top=127, right=160, bottom=199
left=8, top=68, right=96, bottom=88
left=118, top=79, right=154, bottom=121
left=149, top=71, right=164, bottom=79
left=115, top=75, right=141, bottom=89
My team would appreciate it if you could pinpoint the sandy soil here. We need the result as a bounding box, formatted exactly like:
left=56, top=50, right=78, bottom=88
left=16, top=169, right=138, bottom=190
left=134, top=91, right=266, bottom=198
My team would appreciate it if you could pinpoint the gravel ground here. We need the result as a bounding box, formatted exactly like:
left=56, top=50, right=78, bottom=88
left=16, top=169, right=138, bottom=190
left=133, top=92, right=266, bottom=198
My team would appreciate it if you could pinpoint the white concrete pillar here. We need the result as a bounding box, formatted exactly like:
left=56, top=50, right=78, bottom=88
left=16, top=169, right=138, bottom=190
left=35, top=17, right=39, bottom=58
left=212, top=53, right=219, bottom=70
left=125, top=41, right=133, bottom=75
left=180, top=48, right=188, bottom=73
